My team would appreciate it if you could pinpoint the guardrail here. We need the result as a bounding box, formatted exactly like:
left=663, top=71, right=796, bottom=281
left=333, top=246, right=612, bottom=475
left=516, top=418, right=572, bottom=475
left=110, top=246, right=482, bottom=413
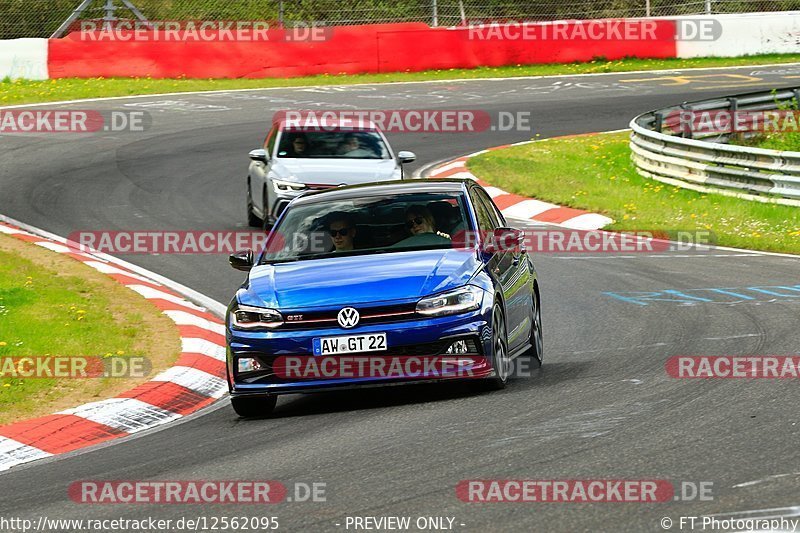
left=629, top=87, right=800, bottom=205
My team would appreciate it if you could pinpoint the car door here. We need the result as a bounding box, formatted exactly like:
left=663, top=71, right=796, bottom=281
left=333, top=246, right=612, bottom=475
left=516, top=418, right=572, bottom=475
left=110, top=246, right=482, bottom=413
left=470, top=188, right=515, bottom=335
left=474, top=187, right=533, bottom=352
left=251, top=125, right=278, bottom=216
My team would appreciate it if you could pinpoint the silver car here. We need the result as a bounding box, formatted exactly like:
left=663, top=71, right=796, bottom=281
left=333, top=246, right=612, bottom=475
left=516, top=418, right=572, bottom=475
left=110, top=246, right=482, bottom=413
left=246, top=119, right=416, bottom=230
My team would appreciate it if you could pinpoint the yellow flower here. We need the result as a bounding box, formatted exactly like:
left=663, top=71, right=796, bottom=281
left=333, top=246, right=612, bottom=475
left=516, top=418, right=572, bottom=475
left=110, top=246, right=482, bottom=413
left=0, top=342, right=6, bottom=346
left=116, top=350, right=125, bottom=355
left=3, top=384, right=10, bottom=388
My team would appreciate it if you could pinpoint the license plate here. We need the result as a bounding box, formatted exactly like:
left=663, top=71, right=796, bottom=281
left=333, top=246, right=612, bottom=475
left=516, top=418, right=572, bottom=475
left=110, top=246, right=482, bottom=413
left=312, top=333, right=387, bottom=356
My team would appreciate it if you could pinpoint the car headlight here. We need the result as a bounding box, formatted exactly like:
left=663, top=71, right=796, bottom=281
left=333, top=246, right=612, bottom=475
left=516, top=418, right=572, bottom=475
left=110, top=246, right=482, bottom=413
left=416, top=286, right=483, bottom=317
left=273, top=178, right=307, bottom=193
left=231, top=304, right=284, bottom=329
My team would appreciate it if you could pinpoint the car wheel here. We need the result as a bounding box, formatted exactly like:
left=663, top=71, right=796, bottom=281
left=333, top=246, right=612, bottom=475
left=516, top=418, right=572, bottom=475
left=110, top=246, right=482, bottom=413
left=477, top=302, right=510, bottom=391
left=527, top=288, right=543, bottom=367
left=231, top=395, right=277, bottom=418
left=247, top=181, right=261, bottom=228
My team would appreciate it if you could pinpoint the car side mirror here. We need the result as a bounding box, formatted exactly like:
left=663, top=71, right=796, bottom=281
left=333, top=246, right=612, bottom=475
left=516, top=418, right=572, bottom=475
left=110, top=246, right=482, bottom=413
left=482, top=228, right=524, bottom=254
left=229, top=249, right=254, bottom=271
left=397, top=151, right=416, bottom=164
left=249, top=148, right=269, bottom=163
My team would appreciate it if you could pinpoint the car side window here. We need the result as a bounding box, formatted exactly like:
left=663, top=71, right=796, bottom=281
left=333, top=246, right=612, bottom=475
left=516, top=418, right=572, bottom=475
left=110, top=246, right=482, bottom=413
left=469, top=189, right=496, bottom=232
left=475, top=188, right=505, bottom=228
left=263, top=126, right=278, bottom=156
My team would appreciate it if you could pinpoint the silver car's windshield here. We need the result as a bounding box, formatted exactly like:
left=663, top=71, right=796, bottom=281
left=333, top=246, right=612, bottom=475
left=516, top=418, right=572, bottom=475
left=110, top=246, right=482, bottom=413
left=275, top=130, right=390, bottom=160
left=260, top=192, right=472, bottom=264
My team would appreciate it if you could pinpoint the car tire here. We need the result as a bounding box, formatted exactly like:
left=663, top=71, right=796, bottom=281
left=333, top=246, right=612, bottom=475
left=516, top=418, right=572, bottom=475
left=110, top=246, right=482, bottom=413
left=247, top=181, right=261, bottom=228
left=526, top=288, right=543, bottom=367
left=231, top=395, right=277, bottom=418
left=475, top=302, right=510, bottom=391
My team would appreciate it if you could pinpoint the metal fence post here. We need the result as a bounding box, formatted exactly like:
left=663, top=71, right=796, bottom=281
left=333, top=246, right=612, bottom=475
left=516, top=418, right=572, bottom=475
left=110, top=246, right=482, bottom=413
left=705, top=0, right=712, bottom=14
left=645, top=0, right=651, bottom=17
left=103, top=0, right=117, bottom=30
left=728, top=97, right=738, bottom=136
left=432, top=0, right=438, bottom=27
left=51, top=0, right=95, bottom=37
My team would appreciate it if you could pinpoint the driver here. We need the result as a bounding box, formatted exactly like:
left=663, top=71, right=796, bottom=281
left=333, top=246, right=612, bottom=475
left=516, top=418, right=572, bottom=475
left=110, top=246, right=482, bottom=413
left=405, top=205, right=437, bottom=236
left=285, top=134, right=309, bottom=157
left=337, top=133, right=374, bottom=158
left=327, top=212, right=357, bottom=252
left=393, top=205, right=451, bottom=247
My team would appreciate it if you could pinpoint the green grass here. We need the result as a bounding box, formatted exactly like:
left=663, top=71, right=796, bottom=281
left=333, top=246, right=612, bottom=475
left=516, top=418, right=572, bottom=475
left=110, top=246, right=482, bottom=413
left=0, top=235, right=179, bottom=424
left=729, top=99, right=800, bottom=152
left=733, top=131, right=800, bottom=152
left=468, top=131, right=800, bottom=254
left=2, top=54, right=800, bottom=106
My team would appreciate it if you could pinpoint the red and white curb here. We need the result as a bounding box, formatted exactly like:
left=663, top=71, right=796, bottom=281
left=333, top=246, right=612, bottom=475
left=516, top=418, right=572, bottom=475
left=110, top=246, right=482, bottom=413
left=425, top=141, right=613, bottom=231
left=0, top=218, right=228, bottom=472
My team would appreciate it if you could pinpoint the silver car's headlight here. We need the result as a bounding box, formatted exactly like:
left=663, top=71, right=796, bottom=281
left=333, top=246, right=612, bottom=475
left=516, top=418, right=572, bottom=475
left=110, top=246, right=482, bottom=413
left=273, top=178, right=307, bottom=193
left=416, top=286, right=483, bottom=317
left=231, top=304, right=284, bottom=329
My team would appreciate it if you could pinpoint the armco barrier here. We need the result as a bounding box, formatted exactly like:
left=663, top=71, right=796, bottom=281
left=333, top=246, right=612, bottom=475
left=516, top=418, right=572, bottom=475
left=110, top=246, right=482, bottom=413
left=629, top=87, right=800, bottom=205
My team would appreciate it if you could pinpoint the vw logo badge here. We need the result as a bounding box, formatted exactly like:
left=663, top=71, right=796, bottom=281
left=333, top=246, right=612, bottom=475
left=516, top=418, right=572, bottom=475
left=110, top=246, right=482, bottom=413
left=337, top=307, right=360, bottom=329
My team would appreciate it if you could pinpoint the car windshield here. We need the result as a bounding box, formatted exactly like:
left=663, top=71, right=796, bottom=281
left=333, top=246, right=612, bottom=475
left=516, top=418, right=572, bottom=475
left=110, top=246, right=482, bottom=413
left=275, top=130, right=390, bottom=160
left=260, top=192, right=472, bottom=264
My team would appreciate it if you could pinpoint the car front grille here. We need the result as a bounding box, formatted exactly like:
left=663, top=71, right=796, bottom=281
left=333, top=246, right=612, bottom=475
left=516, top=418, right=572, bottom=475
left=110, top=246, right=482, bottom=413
left=280, top=302, right=419, bottom=330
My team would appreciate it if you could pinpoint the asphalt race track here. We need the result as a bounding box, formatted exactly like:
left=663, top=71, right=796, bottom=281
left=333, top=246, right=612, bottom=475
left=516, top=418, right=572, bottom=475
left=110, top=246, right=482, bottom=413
left=1, top=64, right=799, bottom=532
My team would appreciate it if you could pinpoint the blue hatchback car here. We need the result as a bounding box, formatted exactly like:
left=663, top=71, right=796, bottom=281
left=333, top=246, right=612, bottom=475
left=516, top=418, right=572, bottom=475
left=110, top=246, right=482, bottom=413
left=226, top=179, right=542, bottom=417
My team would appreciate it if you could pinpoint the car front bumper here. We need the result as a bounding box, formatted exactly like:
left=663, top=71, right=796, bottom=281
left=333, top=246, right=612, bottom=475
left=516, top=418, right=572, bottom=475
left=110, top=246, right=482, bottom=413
left=226, top=306, right=494, bottom=396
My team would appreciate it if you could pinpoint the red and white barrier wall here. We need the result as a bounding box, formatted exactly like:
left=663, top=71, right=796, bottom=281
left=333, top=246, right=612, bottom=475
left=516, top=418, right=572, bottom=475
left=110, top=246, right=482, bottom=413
left=1, top=12, right=799, bottom=82
left=674, top=12, right=800, bottom=58
left=0, top=38, right=48, bottom=80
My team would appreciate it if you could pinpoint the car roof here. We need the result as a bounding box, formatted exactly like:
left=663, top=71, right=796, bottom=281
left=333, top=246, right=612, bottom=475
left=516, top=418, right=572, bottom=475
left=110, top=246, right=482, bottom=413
left=291, top=179, right=472, bottom=204
left=274, top=118, right=379, bottom=131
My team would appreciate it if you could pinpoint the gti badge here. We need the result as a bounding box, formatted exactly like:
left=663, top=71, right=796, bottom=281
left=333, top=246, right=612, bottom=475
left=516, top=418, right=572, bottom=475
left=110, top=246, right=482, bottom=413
left=337, top=307, right=360, bottom=328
